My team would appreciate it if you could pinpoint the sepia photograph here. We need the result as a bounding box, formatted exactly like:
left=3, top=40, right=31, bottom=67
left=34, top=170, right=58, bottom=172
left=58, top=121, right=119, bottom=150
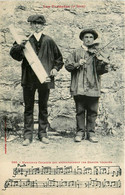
left=0, top=0, right=124, bottom=194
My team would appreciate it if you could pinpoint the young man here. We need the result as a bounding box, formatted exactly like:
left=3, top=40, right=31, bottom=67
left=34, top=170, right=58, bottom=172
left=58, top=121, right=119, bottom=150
left=10, top=15, right=63, bottom=146
left=65, top=29, right=109, bottom=143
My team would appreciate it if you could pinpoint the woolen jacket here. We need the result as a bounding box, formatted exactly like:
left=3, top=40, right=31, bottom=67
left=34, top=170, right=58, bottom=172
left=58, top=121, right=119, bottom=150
left=65, top=46, right=109, bottom=97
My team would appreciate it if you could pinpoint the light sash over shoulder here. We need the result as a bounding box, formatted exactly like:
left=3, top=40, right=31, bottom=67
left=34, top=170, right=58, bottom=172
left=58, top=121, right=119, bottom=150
left=9, top=24, right=48, bottom=84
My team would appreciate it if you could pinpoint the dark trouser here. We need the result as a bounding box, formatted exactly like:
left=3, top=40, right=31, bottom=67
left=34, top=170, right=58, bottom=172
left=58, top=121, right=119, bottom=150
left=74, top=95, right=99, bottom=134
left=23, top=83, right=50, bottom=141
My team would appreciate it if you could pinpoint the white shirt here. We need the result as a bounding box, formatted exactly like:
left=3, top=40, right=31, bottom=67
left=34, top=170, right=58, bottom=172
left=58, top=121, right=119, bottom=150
left=34, top=31, right=43, bottom=41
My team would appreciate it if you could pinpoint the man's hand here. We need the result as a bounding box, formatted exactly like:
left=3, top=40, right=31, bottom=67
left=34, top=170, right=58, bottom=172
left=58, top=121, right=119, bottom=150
left=44, top=77, right=51, bottom=83
left=88, top=48, right=98, bottom=55
left=79, top=59, right=86, bottom=66
left=88, top=49, right=108, bottom=61
left=20, top=40, right=28, bottom=49
left=50, top=69, right=58, bottom=77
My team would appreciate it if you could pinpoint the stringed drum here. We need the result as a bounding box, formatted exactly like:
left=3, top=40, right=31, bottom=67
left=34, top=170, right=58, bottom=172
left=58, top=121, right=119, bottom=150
left=9, top=24, right=48, bottom=84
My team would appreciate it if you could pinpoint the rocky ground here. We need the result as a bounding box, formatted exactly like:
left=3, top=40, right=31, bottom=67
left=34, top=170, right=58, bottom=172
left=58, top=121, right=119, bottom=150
left=0, top=126, right=124, bottom=163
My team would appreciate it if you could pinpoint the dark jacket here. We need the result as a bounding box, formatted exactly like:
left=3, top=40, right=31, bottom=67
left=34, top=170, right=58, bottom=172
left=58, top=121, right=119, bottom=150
left=65, top=46, right=109, bottom=97
left=10, top=34, right=64, bottom=88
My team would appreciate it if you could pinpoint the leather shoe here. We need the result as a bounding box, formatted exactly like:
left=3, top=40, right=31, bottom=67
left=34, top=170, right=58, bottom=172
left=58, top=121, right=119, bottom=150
left=22, top=139, right=31, bottom=146
left=74, top=135, right=83, bottom=142
left=40, top=137, right=49, bottom=144
left=88, top=132, right=98, bottom=143
left=74, top=132, right=85, bottom=142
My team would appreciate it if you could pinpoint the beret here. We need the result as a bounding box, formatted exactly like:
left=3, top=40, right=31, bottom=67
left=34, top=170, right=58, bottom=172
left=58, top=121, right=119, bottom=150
left=27, top=15, right=46, bottom=24
left=79, top=29, right=98, bottom=40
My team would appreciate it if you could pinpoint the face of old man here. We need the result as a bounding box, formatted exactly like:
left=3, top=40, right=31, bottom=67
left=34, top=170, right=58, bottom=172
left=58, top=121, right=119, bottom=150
left=30, top=22, right=45, bottom=33
left=82, top=33, right=94, bottom=47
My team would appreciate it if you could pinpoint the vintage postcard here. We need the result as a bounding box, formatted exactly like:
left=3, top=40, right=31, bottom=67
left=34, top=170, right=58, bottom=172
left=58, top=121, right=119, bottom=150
left=0, top=0, right=124, bottom=194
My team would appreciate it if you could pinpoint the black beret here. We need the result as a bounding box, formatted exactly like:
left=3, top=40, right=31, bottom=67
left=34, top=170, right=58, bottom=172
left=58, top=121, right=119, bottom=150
left=79, top=29, right=98, bottom=40
left=27, top=15, right=46, bottom=24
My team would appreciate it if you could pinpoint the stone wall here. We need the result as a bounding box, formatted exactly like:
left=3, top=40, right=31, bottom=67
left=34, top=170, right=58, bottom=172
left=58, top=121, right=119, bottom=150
left=0, top=0, right=124, bottom=136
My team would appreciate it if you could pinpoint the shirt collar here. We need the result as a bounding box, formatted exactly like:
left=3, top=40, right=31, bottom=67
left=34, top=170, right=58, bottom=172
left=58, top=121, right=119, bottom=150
left=81, top=44, right=88, bottom=51
left=33, top=31, right=43, bottom=41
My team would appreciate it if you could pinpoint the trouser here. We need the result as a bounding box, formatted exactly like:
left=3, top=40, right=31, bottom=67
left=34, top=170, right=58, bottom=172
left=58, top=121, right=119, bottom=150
left=23, top=83, right=50, bottom=141
left=74, top=95, right=99, bottom=134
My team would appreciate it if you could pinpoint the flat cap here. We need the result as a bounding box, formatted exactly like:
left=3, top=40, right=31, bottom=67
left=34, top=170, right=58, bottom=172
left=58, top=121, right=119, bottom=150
left=79, top=29, right=98, bottom=40
left=27, top=15, right=46, bottom=24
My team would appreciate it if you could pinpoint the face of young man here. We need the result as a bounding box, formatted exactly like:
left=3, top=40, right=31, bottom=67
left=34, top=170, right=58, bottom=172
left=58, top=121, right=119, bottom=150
left=30, top=22, right=45, bottom=33
left=82, top=33, right=94, bottom=47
